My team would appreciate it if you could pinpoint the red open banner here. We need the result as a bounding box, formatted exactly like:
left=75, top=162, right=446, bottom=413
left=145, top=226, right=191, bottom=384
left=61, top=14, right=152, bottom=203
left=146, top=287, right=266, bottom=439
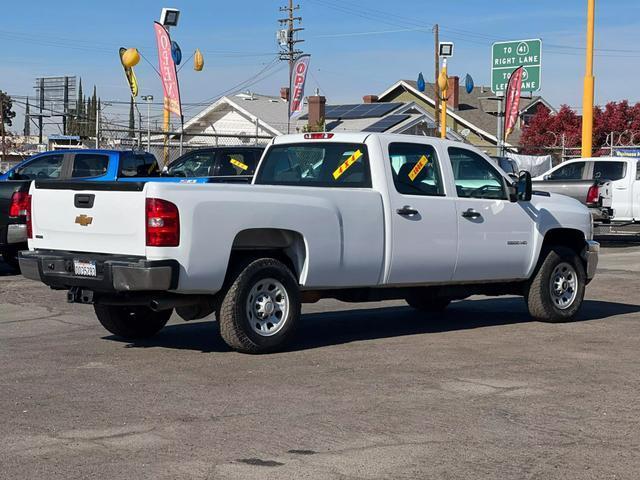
left=154, top=22, right=182, bottom=118
left=504, top=66, right=524, bottom=141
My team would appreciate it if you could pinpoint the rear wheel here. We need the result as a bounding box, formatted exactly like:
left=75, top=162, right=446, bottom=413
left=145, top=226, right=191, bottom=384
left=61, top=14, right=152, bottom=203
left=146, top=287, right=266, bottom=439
left=1, top=247, right=20, bottom=272
left=218, top=258, right=300, bottom=354
left=94, top=304, right=172, bottom=339
left=525, top=246, right=586, bottom=322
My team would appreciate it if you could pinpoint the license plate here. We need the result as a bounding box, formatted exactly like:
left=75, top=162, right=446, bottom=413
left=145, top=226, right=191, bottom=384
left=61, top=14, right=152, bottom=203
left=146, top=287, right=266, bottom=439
left=73, top=260, right=97, bottom=277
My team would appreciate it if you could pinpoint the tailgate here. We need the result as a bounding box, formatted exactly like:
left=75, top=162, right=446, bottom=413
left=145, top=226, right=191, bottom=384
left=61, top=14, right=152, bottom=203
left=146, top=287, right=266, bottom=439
left=30, top=181, right=147, bottom=256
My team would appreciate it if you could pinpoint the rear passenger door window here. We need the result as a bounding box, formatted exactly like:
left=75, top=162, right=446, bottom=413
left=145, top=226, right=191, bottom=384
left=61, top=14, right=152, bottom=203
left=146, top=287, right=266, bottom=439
left=389, top=143, right=444, bottom=196
left=550, top=161, right=586, bottom=180
left=218, top=151, right=258, bottom=176
left=593, top=161, right=626, bottom=181
left=448, top=147, right=507, bottom=200
left=71, top=153, right=109, bottom=178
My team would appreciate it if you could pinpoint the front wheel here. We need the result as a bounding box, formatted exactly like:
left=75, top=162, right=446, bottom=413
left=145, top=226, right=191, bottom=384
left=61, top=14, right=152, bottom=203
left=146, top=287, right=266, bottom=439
left=525, top=246, right=586, bottom=322
left=218, top=258, right=301, bottom=354
left=94, top=304, right=172, bottom=339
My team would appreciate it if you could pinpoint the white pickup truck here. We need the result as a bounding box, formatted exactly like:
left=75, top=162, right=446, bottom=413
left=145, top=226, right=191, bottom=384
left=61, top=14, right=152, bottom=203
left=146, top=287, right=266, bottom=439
left=20, top=133, right=599, bottom=353
left=534, top=156, right=640, bottom=226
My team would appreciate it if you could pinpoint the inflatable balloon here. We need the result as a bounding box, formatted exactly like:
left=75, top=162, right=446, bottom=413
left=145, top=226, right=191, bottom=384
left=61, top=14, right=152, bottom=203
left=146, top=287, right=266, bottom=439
left=121, top=48, right=140, bottom=68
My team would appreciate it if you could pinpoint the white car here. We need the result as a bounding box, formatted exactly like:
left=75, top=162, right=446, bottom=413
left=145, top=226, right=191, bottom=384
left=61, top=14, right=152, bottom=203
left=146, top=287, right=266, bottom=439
left=20, top=133, right=599, bottom=353
left=535, top=156, right=640, bottom=223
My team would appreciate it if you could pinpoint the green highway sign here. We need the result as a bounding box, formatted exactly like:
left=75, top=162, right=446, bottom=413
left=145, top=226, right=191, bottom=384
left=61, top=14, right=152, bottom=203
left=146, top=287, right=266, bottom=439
left=491, top=39, right=542, bottom=94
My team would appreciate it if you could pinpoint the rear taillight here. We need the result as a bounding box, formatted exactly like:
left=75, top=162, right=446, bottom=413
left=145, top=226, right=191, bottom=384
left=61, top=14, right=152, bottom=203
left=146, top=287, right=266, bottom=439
left=9, top=192, right=29, bottom=217
left=586, top=184, right=599, bottom=205
left=146, top=198, right=179, bottom=247
left=304, top=133, right=334, bottom=140
left=9, top=192, right=32, bottom=239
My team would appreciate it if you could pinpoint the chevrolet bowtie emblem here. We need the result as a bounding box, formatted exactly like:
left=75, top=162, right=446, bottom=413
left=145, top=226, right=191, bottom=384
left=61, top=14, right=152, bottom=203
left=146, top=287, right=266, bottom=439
left=75, top=214, right=93, bottom=227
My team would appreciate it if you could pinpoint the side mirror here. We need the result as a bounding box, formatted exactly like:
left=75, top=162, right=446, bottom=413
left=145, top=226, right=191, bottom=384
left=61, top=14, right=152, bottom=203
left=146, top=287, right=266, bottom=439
left=508, top=171, right=532, bottom=202
left=508, top=173, right=518, bottom=182
left=517, top=171, right=532, bottom=202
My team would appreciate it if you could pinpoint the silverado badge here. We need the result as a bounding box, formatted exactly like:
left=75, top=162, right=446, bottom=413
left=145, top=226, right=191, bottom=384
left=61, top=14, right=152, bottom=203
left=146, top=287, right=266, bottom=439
left=75, top=214, right=93, bottom=227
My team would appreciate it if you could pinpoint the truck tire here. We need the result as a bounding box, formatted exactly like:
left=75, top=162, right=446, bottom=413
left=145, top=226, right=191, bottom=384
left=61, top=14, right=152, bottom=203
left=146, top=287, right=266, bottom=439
left=405, top=289, right=451, bottom=312
left=94, top=304, right=172, bottom=339
left=525, top=246, right=586, bottom=322
left=1, top=247, right=20, bottom=272
left=218, top=258, right=300, bottom=354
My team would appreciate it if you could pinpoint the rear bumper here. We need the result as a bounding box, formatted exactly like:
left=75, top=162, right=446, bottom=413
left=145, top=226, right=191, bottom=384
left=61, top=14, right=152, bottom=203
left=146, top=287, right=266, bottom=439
left=0, top=224, right=27, bottom=247
left=589, top=206, right=613, bottom=223
left=19, top=250, right=179, bottom=292
left=582, top=240, right=600, bottom=280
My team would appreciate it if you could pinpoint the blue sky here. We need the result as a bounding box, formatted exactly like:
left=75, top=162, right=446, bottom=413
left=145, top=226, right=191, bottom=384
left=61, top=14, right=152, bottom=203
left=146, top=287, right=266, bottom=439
left=2, top=0, right=640, bottom=131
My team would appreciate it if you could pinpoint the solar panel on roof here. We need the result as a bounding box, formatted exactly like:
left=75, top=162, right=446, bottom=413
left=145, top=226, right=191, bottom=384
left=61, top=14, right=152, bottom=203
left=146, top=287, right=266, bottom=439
left=323, top=102, right=404, bottom=119
left=363, top=114, right=411, bottom=133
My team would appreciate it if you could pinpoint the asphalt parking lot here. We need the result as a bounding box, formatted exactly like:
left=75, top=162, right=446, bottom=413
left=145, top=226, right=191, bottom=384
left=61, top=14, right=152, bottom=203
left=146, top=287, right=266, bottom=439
left=1, top=244, right=640, bottom=480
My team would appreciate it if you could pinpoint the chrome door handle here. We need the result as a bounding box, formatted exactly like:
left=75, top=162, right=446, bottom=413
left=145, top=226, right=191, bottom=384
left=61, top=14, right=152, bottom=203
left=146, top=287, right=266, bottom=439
left=461, top=208, right=481, bottom=219
left=396, top=206, right=419, bottom=216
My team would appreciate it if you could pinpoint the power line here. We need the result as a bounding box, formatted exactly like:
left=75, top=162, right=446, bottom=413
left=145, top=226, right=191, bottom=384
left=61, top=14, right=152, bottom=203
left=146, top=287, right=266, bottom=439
left=307, top=0, right=640, bottom=58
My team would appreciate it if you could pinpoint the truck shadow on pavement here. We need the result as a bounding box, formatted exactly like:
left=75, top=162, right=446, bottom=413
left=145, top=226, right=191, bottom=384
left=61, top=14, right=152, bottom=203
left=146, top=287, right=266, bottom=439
left=113, top=297, right=640, bottom=353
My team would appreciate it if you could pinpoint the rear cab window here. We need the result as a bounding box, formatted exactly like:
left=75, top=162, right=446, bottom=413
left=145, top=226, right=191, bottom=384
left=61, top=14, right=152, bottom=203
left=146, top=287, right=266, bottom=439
left=71, top=153, right=109, bottom=178
left=255, top=143, right=371, bottom=188
left=593, top=161, right=626, bottom=181
left=119, top=152, right=160, bottom=178
left=389, top=143, right=444, bottom=196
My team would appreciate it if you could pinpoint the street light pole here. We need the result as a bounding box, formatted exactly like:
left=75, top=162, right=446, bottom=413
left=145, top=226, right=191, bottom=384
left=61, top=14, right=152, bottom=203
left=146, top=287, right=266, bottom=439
left=439, top=59, right=448, bottom=139
left=581, top=0, right=596, bottom=158
left=142, top=95, right=153, bottom=151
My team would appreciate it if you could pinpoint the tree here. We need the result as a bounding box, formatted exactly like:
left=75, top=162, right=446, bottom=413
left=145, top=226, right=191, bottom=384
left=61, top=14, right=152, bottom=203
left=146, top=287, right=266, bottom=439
left=23, top=98, right=31, bottom=136
left=520, top=101, right=640, bottom=157
left=0, top=91, right=16, bottom=132
left=1, top=91, right=16, bottom=162
left=128, top=97, right=135, bottom=137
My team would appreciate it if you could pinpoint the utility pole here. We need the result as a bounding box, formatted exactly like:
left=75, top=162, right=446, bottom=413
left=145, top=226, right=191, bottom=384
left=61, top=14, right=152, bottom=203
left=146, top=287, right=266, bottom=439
left=433, top=24, right=440, bottom=134
left=38, top=78, right=44, bottom=144
left=581, top=0, right=596, bottom=158
left=0, top=96, right=5, bottom=165
left=279, top=0, right=304, bottom=134
left=95, top=102, right=100, bottom=149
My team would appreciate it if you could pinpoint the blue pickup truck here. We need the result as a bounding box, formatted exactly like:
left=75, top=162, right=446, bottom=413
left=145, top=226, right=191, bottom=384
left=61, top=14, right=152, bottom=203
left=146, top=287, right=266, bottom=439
left=0, top=146, right=264, bottom=270
left=0, top=146, right=264, bottom=183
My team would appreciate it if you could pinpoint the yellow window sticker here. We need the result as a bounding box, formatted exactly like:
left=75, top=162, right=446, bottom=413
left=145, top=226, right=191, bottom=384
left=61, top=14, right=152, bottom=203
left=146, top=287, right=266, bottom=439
left=230, top=158, right=249, bottom=171
left=408, top=155, right=429, bottom=181
left=332, top=150, right=363, bottom=180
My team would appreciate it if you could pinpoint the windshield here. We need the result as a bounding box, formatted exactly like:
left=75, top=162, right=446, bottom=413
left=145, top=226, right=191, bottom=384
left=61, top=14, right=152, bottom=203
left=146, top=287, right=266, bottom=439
left=255, top=142, right=371, bottom=188
left=167, top=151, right=216, bottom=177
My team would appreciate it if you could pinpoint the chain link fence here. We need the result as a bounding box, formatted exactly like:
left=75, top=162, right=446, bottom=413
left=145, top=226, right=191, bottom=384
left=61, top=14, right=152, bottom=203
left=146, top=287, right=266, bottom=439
left=100, top=128, right=274, bottom=165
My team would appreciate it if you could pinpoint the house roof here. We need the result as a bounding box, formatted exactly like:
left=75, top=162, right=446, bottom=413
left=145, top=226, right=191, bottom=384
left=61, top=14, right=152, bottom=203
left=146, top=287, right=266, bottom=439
left=182, top=93, right=304, bottom=136
left=183, top=92, right=440, bottom=137
left=378, top=80, right=554, bottom=145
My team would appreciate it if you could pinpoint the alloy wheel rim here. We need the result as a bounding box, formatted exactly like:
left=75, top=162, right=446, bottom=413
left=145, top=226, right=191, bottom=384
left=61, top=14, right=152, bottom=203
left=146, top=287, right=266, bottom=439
left=246, top=278, right=289, bottom=337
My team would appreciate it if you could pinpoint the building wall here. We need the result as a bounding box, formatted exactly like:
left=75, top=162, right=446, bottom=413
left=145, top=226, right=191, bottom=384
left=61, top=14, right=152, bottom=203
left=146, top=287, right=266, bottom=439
left=184, top=108, right=276, bottom=146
